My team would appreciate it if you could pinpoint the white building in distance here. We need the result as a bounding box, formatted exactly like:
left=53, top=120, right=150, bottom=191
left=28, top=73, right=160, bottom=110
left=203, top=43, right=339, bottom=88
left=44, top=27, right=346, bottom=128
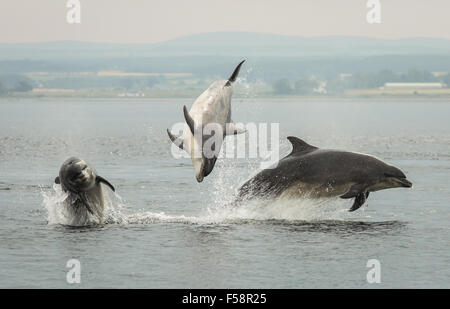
left=382, top=82, right=447, bottom=89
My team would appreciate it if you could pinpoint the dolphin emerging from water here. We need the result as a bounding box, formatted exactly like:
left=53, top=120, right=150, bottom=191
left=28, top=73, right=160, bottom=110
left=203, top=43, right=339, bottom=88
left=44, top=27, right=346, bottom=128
left=55, top=157, right=115, bottom=225
left=236, top=136, right=412, bottom=211
left=167, top=60, right=246, bottom=182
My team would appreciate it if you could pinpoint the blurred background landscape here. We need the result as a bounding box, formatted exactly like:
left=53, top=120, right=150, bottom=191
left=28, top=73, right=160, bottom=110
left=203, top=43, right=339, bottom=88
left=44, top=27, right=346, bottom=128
left=2, top=32, right=450, bottom=99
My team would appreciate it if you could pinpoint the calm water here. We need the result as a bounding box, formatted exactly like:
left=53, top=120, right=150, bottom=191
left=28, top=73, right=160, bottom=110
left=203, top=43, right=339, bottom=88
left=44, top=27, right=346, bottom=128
left=0, top=98, right=449, bottom=288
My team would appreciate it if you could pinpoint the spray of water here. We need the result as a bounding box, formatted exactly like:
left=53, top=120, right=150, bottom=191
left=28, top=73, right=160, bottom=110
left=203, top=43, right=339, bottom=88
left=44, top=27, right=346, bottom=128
left=41, top=179, right=363, bottom=227
left=41, top=184, right=130, bottom=226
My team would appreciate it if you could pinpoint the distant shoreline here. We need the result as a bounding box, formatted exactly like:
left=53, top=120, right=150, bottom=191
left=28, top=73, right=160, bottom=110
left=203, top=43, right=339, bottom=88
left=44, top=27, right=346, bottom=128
left=1, top=96, right=450, bottom=103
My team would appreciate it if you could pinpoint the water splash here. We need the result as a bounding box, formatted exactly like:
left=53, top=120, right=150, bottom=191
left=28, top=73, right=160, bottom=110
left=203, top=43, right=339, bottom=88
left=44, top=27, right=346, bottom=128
left=208, top=198, right=355, bottom=222
left=41, top=184, right=130, bottom=226
left=41, top=147, right=367, bottom=227
left=41, top=184, right=72, bottom=225
left=41, top=181, right=364, bottom=227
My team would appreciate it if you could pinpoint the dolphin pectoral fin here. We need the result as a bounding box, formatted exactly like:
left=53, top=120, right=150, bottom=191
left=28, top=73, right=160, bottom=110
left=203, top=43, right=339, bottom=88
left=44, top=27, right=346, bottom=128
left=225, top=60, right=246, bottom=86
left=349, top=192, right=369, bottom=212
left=183, top=105, right=196, bottom=135
left=96, top=176, right=115, bottom=192
left=340, top=183, right=366, bottom=199
left=167, top=129, right=184, bottom=150
left=226, top=122, right=246, bottom=135
left=54, top=176, right=60, bottom=184
left=340, top=184, right=370, bottom=211
left=340, top=191, right=356, bottom=199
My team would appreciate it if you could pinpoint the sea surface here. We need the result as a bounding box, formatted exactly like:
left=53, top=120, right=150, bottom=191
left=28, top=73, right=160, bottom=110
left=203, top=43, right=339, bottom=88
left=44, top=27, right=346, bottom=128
left=0, top=98, right=449, bottom=288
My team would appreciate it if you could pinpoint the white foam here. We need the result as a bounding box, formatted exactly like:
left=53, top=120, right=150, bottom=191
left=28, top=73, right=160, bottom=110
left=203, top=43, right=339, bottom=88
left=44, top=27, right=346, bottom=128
left=41, top=184, right=129, bottom=226
left=42, top=181, right=361, bottom=226
left=41, top=153, right=364, bottom=226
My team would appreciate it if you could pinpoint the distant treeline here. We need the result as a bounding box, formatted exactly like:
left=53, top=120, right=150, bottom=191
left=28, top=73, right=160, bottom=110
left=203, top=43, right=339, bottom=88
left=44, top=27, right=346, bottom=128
left=2, top=55, right=450, bottom=82
left=1, top=68, right=449, bottom=96
left=0, top=74, right=33, bottom=94
left=1, top=64, right=449, bottom=96
left=41, top=75, right=163, bottom=90
left=273, top=69, right=450, bottom=95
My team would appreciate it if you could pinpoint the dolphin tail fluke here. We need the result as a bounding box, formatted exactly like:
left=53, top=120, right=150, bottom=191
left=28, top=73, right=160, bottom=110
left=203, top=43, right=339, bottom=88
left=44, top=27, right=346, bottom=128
left=96, top=176, right=115, bottom=192
left=225, top=60, right=245, bottom=86
left=167, top=129, right=184, bottom=150
left=183, top=105, right=196, bottom=135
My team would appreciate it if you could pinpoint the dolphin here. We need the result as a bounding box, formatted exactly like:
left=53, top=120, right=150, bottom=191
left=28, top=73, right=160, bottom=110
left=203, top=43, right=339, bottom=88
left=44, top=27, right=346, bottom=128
left=167, top=60, right=246, bottom=182
left=236, top=136, right=412, bottom=211
left=54, top=157, right=115, bottom=225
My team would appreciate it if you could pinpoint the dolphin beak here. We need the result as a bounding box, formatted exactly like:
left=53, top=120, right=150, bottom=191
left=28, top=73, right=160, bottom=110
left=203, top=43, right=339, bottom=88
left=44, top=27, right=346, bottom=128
left=192, top=158, right=205, bottom=183
left=196, top=173, right=204, bottom=183
left=397, top=177, right=413, bottom=188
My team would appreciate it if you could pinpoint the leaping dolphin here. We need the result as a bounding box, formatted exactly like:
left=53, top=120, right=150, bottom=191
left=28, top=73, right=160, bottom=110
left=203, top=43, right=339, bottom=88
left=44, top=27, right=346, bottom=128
left=55, top=157, right=115, bottom=225
left=236, top=136, right=412, bottom=211
left=167, top=60, right=246, bottom=182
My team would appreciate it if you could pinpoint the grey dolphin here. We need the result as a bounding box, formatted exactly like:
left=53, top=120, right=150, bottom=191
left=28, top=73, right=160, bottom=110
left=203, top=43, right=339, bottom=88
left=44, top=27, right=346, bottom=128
left=55, top=157, right=115, bottom=224
left=236, top=136, right=412, bottom=211
left=167, top=60, right=246, bottom=182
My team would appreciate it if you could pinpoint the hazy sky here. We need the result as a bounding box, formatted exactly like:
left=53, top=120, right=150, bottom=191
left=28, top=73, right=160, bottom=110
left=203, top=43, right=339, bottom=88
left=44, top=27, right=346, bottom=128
left=0, top=0, right=449, bottom=43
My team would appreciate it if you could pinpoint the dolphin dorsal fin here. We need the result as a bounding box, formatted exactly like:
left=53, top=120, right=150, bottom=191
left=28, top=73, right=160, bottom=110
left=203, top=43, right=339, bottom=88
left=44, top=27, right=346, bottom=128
left=287, top=136, right=318, bottom=155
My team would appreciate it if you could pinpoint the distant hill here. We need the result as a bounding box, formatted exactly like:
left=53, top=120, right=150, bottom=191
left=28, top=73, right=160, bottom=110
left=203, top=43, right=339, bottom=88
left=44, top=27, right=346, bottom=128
left=149, top=32, right=450, bottom=57
left=1, top=33, right=450, bottom=80
left=2, top=32, right=450, bottom=60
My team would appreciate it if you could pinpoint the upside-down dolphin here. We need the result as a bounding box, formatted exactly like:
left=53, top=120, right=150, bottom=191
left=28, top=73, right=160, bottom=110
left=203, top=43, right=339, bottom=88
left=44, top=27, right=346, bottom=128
left=54, top=157, right=115, bottom=225
left=236, top=136, right=412, bottom=211
left=167, top=60, right=246, bottom=182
